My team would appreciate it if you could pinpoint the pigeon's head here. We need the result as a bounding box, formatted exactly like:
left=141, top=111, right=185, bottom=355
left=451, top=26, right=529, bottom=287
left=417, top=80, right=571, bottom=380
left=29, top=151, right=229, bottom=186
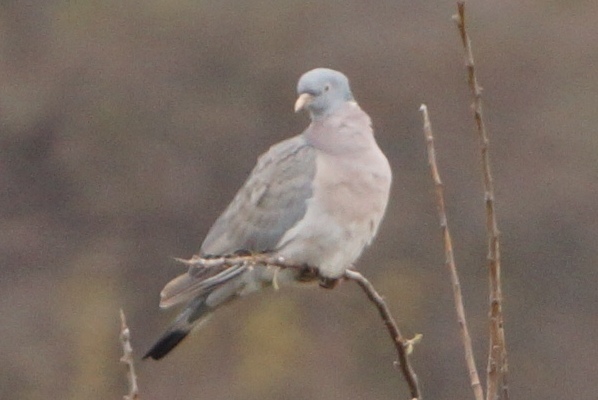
left=295, top=68, right=354, bottom=119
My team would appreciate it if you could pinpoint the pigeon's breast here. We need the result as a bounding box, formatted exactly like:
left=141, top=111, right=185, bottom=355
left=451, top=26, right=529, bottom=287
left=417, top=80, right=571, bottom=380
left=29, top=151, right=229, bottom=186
left=275, top=140, right=391, bottom=278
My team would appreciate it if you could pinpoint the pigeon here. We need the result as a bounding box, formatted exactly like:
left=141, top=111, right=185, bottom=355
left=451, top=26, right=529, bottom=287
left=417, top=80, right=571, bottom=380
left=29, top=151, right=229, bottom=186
left=144, top=68, right=392, bottom=360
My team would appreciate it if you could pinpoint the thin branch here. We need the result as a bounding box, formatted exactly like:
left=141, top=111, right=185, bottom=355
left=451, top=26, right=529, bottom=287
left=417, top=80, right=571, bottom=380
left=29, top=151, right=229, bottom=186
left=120, top=309, right=139, bottom=400
left=453, top=4, right=509, bottom=400
left=345, top=269, right=422, bottom=400
left=177, top=254, right=422, bottom=399
left=419, top=104, right=484, bottom=400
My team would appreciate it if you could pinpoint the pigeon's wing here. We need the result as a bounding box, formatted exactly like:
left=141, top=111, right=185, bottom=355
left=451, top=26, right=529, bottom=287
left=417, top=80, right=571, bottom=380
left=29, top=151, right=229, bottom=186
left=200, top=134, right=317, bottom=256
left=159, top=134, right=316, bottom=308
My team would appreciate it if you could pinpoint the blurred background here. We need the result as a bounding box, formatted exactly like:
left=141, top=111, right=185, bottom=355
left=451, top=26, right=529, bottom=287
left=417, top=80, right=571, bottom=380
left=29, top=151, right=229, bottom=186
left=1, top=0, right=597, bottom=399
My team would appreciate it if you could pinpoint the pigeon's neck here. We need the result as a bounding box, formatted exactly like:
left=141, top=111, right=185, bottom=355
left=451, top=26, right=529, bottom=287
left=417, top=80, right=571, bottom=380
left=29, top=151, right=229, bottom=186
left=303, top=102, right=375, bottom=155
left=308, top=97, right=354, bottom=121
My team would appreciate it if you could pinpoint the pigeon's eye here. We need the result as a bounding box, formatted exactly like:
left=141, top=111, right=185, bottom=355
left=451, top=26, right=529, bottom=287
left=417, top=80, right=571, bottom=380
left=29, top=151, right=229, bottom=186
left=324, top=84, right=331, bottom=92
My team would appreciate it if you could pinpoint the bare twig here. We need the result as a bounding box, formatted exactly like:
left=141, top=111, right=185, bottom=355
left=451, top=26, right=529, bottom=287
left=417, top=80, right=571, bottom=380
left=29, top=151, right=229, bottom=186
left=120, top=309, right=139, bottom=400
left=345, top=269, right=422, bottom=400
left=453, top=4, right=509, bottom=400
left=176, top=254, right=421, bottom=399
left=419, top=104, right=484, bottom=400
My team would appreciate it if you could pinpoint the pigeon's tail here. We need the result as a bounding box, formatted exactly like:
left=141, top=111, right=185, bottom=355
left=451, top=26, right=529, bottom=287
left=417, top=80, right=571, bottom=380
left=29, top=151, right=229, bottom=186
left=144, top=258, right=252, bottom=360
left=144, top=264, right=299, bottom=360
left=143, top=294, right=212, bottom=360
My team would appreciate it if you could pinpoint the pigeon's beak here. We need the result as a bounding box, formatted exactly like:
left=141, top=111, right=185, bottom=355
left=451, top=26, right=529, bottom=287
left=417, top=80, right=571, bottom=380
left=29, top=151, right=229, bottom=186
left=294, top=93, right=314, bottom=113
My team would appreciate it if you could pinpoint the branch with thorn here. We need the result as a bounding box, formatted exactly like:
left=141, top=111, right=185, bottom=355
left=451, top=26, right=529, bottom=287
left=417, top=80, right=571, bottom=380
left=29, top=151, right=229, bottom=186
left=177, top=254, right=423, bottom=399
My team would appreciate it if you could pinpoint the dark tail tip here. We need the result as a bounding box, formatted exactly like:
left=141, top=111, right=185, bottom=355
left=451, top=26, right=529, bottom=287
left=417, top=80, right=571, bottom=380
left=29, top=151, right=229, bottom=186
left=143, top=329, right=189, bottom=360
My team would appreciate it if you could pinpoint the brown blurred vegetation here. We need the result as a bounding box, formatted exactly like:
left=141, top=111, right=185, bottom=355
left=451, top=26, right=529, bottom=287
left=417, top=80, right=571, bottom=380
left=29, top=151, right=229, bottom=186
left=1, top=1, right=597, bottom=399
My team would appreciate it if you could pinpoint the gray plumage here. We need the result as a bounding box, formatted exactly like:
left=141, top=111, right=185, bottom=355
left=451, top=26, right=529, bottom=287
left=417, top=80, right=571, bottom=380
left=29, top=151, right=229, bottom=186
left=200, top=135, right=317, bottom=255
left=144, top=68, right=392, bottom=360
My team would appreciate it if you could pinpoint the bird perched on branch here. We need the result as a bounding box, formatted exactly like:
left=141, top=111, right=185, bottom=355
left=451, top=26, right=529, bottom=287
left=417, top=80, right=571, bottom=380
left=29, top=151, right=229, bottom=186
left=144, top=68, right=392, bottom=360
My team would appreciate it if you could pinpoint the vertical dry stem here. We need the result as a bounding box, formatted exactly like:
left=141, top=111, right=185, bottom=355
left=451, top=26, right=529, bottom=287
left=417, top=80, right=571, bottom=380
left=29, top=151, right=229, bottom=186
left=453, top=3, right=509, bottom=400
left=419, top=104, right=484, bottom=400
left=120, top=309, right=139, bottom=400
left=345, top=269, right=422, bottom=400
